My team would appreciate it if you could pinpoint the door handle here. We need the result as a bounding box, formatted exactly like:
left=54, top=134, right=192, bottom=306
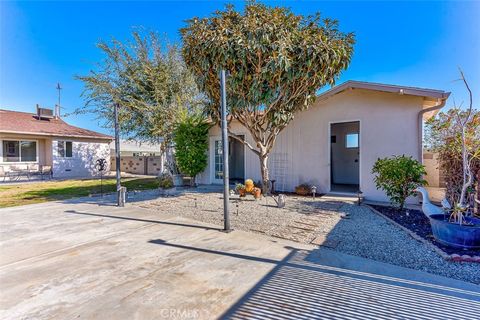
left=354, top=159, right=358, bottom=163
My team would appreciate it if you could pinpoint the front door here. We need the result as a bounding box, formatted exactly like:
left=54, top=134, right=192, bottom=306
left=330, top=121, right=360, bottom=193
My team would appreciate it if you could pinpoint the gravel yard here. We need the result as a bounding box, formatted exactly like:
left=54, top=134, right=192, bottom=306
left=130, top=189, right=480, bottom=284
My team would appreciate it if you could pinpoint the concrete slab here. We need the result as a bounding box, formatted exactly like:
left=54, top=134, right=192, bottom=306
left=0, top=199, right=478, bottom=319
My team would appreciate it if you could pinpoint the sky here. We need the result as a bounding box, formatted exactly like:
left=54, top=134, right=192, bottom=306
left=1, top=0, right=479, bottom=135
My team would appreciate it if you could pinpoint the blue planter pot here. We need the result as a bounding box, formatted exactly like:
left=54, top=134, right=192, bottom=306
left=429, top=214, right=480, bottom=249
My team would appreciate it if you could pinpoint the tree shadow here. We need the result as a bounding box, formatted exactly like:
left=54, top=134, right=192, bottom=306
left=148, top=240, right=480, bottom=320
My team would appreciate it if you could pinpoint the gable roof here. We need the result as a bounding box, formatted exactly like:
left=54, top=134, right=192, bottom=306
left=317, top=80, right=450, bottom=102
left=0, top=109, right=113, bottom=140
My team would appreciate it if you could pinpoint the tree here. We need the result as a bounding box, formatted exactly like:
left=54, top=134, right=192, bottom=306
left=76, top=30, right=205, bottom=172
left=372, top=155, right=427, bottom=210
left=173, top=113, right=210, bottom=185
left=181, top=2, right=355, bottom=192
left=425, top=71, right=479, bottom=221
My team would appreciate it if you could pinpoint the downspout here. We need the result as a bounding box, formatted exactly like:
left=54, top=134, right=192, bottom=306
left=417, top=95, right=449, bottom=163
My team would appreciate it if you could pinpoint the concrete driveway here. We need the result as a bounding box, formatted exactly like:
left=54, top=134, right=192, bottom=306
left=1, top=198, right=479, bottom=319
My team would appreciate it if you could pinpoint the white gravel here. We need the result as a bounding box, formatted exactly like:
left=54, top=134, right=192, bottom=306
left=129, top=189, right=480, bottom=284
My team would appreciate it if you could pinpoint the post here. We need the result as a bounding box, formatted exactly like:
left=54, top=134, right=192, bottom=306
left=220, top=70, right=231, bottom=232
left=114, top=103, right=123, bottom=206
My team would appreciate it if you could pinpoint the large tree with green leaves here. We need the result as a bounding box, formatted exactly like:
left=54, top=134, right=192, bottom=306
left=76, top=30, right=204, bottom=166
left=181, top=2, right=355, bottom=192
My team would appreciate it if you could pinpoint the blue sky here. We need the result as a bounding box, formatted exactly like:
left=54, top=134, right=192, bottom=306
left=1, top=1, right=478, bottom=135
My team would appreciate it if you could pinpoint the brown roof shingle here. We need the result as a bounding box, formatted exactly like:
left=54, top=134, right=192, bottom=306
left=0, top=109, right=113, bottom=140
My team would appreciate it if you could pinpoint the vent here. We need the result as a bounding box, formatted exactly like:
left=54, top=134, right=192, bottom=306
left=36, top=105, right=54, bottom=119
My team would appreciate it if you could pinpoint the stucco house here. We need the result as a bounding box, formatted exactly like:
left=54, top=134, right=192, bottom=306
left=196, top=81, right=450, bottom=202
left=0, top=107, right=112, bottom=179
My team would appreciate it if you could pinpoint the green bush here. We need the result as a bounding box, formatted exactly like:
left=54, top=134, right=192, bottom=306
left=372, top=155, right=427, bottom=209
left=173, top=114, right=210, bottom=184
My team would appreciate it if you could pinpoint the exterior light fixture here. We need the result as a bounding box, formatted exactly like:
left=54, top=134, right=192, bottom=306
left=311, top=186, right=317, bottom=199
left=357, top=190, right=364, bottom=206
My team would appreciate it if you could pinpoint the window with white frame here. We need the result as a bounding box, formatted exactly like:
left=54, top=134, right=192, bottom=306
left=2, top=140, right=37, bottom=162
left=57, top=141, right=73, bottom=157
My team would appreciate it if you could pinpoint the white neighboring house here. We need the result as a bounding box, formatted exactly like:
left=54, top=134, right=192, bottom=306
left=109, top=139, right=162, bottom=157
left=0, top=107, right=112, bottom=179
left=197, top=80, right=450, bottom=203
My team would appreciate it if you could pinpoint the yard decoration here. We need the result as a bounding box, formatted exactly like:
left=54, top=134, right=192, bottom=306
left=181, top=2, right=355, bottom=194
left=173, top=113, right=210, bottom=186
left=371, top=155, right=427, bottom=210
left=77, top=30, right=205, bottom=176
left=421, top=70, right=480, bottom=249
left=245, top=179, right=255, bottom=193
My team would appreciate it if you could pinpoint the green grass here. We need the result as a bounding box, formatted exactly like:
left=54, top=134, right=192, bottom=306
left=0, top=177, right=159, bottom=208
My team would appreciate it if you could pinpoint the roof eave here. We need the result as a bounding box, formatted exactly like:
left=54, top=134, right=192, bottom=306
left=0, top=130, right=113, bottom=141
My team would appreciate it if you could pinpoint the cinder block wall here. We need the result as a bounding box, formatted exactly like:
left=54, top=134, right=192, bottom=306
left=110, top=156, right=162, bottom=176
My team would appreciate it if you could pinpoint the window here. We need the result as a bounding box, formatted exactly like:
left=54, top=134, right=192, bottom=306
left=58, top=141, right=73, bottom=157
left=345, top=133, right=359, bottom=149
left=2, top=140, right=37, bottom=162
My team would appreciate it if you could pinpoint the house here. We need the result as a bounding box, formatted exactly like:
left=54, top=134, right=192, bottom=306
left=109, top=140, right=164, bottom=176
left=196, top=81, right=450, bottom=202
left=109, top=139, right=162, bottom=157
left=0, top=107, right=113, bottom=179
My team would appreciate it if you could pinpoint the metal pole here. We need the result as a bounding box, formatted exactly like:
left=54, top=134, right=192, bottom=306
left=220, top=70, right=231, bottom=232
left=114, top=103, right=122, bottom=206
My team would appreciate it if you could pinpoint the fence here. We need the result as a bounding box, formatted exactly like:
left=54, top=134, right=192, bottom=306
left=110, top=156, right=163, bottom=176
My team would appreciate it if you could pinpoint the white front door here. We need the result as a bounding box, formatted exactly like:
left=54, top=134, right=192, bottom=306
left=210, top=137, right=224, bottom=184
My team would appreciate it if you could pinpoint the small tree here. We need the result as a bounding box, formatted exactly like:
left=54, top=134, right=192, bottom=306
left=76, top=30, right=205, bottom=173
left=181, top=2, right=354, bottom=192
left=372, top=155, right=427, bottom=210
left=173, top=114, right=210, bottom=185
left=425, top=70, right=479, bottom=222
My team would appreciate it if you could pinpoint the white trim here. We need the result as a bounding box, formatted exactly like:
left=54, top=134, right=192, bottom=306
left=0, top=138, right=39, bottom=164
left=328, top=120, right=361, bottom=194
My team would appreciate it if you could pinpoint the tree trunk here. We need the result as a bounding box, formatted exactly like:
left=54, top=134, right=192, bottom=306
left=259, top=154, right=269, bottom=195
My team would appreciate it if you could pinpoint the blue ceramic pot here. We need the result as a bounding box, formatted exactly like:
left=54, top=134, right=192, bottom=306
left=429, top=214, right=480, bottom=249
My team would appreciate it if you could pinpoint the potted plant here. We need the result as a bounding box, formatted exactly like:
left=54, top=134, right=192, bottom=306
left=252, top=187, right=262, bottom=199
left=158, top=172, right=177, bottom=196
left=295, top=183, right=312, bottom=196
left=235, top=183, right=246, bottom=197
left=421, top=70, right=480, bottom=248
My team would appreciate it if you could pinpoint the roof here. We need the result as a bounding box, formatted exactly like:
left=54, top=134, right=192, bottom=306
left=317, top=80, right=450, bottom=101
left=0, top=109, right=113, bottom=140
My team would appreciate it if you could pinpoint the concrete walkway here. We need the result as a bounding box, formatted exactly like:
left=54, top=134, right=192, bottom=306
left=0, top=199, right=479, bottom=319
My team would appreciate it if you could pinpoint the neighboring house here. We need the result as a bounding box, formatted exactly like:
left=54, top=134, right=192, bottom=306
left=0, top=107, right=112, bottom=179
left=196, top=80, right=450, bottom=202
left=109, top=139, right=162, bottom=156
left=109, top=140, right=164, bottom=176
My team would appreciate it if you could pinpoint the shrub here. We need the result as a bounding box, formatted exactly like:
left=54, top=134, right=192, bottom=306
left=158, top=173, right=174, bottom=189
left=372, top=155, right=427, bottom=209
left=173, top=114, right=210, bottom=185
left=295, top=183, right=312, bottom=196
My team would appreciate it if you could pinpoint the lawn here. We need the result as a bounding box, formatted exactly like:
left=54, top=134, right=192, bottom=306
left=0, top=177, right=159, bottom=208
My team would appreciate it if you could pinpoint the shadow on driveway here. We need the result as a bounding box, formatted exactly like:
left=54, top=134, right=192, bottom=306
left=149, top=239, right=480, bottom=320
left=65, top=210, right=223, bottom=232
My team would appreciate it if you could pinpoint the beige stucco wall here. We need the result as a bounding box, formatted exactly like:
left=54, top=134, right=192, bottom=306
left=200, top=89, right=425, bottom=203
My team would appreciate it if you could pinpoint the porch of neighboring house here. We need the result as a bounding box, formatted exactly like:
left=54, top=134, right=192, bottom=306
left=0, top=137, right=54, bottom=182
